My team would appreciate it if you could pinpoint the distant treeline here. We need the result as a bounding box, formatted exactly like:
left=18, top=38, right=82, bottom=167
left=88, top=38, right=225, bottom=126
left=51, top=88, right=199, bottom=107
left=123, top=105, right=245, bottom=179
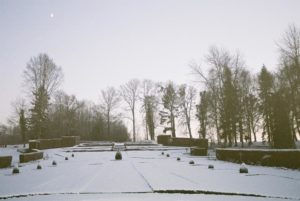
left=1, top=24, right=299, bottom=148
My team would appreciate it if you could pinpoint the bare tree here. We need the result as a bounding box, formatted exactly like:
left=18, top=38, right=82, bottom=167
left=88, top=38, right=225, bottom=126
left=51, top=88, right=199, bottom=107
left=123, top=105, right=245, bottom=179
left=120, top=79, right=140, bottom=142
left=178, top=84, right=197, bottom=139
left=100, top=87, right=121, bottom=138
left=9, top=98, right=28, bottom=144
left=23, top=53, right=63, bottom=139
left=277, top=24, right=300, bottom=139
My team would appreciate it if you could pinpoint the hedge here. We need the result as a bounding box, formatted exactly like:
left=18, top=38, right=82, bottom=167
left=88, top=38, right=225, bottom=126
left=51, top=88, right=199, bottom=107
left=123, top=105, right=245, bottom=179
left=191, top=147, right=207, bottom=156
left=19, top=149, right=43, bottom=163
left=216, top=148, right=300, bottom=169
left=29, top=136, right=80, bottom=150
left=157, top=135, right=208, bottom=148
left=0, top=156, right=12, bottom=168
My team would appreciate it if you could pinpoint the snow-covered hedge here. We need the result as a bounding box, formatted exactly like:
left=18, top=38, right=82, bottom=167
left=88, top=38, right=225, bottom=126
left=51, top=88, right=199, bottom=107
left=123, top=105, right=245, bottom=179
left=0, top=156, right=12, bottom=168
left=216, top=148, right=300, bottom=169
left=157, top=135, right=208, bottom=148
left=29, top=136, right=80, bottom=150
left=19, top=150, right=43, bottom=163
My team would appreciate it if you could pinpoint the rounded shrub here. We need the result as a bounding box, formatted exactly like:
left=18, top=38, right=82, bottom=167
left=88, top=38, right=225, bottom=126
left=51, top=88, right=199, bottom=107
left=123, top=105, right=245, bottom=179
left=115, top=151, right=122, bottom=160
left=65, top=157, right=68, bottom=160
left=52, top=160, right=57, bottom=166
left=71, top=153, right=75, bottom=158
left=37, top=164, right=42, bottom=170
left=239, top=163, right=248, bottom=173
left=189, top=160, right=195, bottom=165
left=177, top=157, right=181, bottom=161
left=208, top=164, right=214, bottom=169
left=12, top=167, right=20, bottom=174
left=161, top=152, right=164, bottom=155
left=166, top=154, right=170, bottom=157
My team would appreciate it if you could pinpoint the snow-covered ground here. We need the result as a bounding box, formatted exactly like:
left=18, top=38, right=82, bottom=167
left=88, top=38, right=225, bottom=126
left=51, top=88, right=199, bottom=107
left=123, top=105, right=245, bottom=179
left=0, top=144, right=300, bottom=201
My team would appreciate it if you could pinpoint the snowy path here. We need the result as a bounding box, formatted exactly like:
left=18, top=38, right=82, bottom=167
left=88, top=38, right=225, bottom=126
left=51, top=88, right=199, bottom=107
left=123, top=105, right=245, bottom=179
left=1, top=146, right=300, bottom=200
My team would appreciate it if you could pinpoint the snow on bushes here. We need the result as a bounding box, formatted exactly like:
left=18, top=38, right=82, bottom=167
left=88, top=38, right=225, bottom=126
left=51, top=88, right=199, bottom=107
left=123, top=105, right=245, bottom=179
left=52, top=160, right=57, bottom=166
left=239, top=163, right=248, bottom=173
left=115, top=151, right=122, bottom=160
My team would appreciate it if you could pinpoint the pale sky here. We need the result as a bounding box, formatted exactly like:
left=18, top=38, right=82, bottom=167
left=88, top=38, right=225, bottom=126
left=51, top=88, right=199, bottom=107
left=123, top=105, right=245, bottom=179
left=0, top=0, right=300, bottom=124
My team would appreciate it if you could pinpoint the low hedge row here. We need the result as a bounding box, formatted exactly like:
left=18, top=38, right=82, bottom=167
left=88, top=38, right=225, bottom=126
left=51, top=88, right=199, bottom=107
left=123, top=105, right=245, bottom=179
left=216, top=148, right=300, bottom=169
left=29, top=136, right=80, bottom=150
left=0, top=156, right=12, bottom=168
left=157, top=135, right=208, bottom=148
left=19, top=149, right=43, bottom=163
left=190, top=147, right=207, bottom=156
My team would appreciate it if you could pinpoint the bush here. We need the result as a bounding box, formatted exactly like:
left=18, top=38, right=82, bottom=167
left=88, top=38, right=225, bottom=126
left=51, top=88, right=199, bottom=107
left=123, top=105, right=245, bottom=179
left=12, top=167, right=19, bottom=174
left=239, top=163, right=248, bottom=173
left=115, top=151, right=122, bottom=160
left=208, top=164, right=214, bottom=169
left=189, top=160, right=195, bottom=164
left=166, top=154, right=170, bottom=157
left=216, top=148, right=300, bottom=169
left=65, top=157, right=68, bottom=160
left=0, top=156, right=12, bottom=168
left=19, top=150, right=43, bottom=163
left=71, top=153, right=74, bottom=157
left=177, top=157, right=181, bottom=161
left=52, top=160, right=57, bottom=166
left=37, top=164, right=42, bottom=170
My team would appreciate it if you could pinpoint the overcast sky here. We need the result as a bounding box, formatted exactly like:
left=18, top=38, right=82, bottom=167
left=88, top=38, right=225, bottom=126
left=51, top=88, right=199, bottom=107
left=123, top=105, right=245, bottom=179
left=0, top=0, right=299, bottom=124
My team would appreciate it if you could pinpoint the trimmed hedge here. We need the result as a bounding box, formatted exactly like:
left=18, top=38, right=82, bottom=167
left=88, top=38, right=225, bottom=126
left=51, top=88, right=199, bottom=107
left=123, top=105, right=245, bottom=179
left=29, top=136, right=80, bottom=150
left=216, top=148, right=300, bottom=169
left=19, top=150, right=43, bottom=163
left=191, top=147, right=207, bottom=156
left=157, top=135, right=171, bottom=145
left=0, top=156, right=12, bottom=168
left=157, top=135, right=208, bottom=148
left=61, top=136, right=80, bottom=147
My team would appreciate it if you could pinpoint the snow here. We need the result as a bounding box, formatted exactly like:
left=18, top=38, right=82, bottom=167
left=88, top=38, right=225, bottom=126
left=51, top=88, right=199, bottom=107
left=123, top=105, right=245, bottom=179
left=1, top=144, right=300, bottom=201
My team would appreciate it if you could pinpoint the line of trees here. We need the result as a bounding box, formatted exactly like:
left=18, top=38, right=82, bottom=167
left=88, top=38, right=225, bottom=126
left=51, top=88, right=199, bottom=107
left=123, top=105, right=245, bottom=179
left=3, top=24, right=300, bottom=148
left=191, top=25, right=300, bottom=148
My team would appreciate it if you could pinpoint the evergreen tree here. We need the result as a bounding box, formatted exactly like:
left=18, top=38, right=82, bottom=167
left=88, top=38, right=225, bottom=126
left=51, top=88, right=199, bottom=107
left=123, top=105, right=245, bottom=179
left=258, top=65, right=274, bottom=143
left=159, top=82, right=179, bottom=137
left=196, top=91, right=209, bottom=139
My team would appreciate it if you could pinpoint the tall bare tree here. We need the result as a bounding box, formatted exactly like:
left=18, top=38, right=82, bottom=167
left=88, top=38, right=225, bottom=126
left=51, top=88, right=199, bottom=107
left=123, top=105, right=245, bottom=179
left=100, top=87, right=121, bottom=138
left=178, top=84, right=197, bottom=139
left=23, top=53, right=63, bottom=139
left=120, top=79, right=140, bottom=142
left=277, top=24, right=300, bottom=139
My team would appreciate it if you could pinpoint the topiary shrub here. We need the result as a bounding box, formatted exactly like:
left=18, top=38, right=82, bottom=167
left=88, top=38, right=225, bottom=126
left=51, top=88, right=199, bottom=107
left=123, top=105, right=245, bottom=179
left=189, top=160, right=195, bottom=165
left=65, top=157, right=68, bottom=160
left=166, top=154, right=170, bottom=157
left=208, top=164, right=214, bottom=169
left=177, top=157, right=181, bottom=161
left=37, top=164, right=42, bottom=170
left=52, top=160, right=57, bottom=166
left=161, top=152, right=164, bottom=155
left=12, top=167, right=20, bottom=174
left=115, top=151, right=122, bottom=160
left=239, top=163, right=248, bottom=173
left=71, top=153, right=74, bottom=157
